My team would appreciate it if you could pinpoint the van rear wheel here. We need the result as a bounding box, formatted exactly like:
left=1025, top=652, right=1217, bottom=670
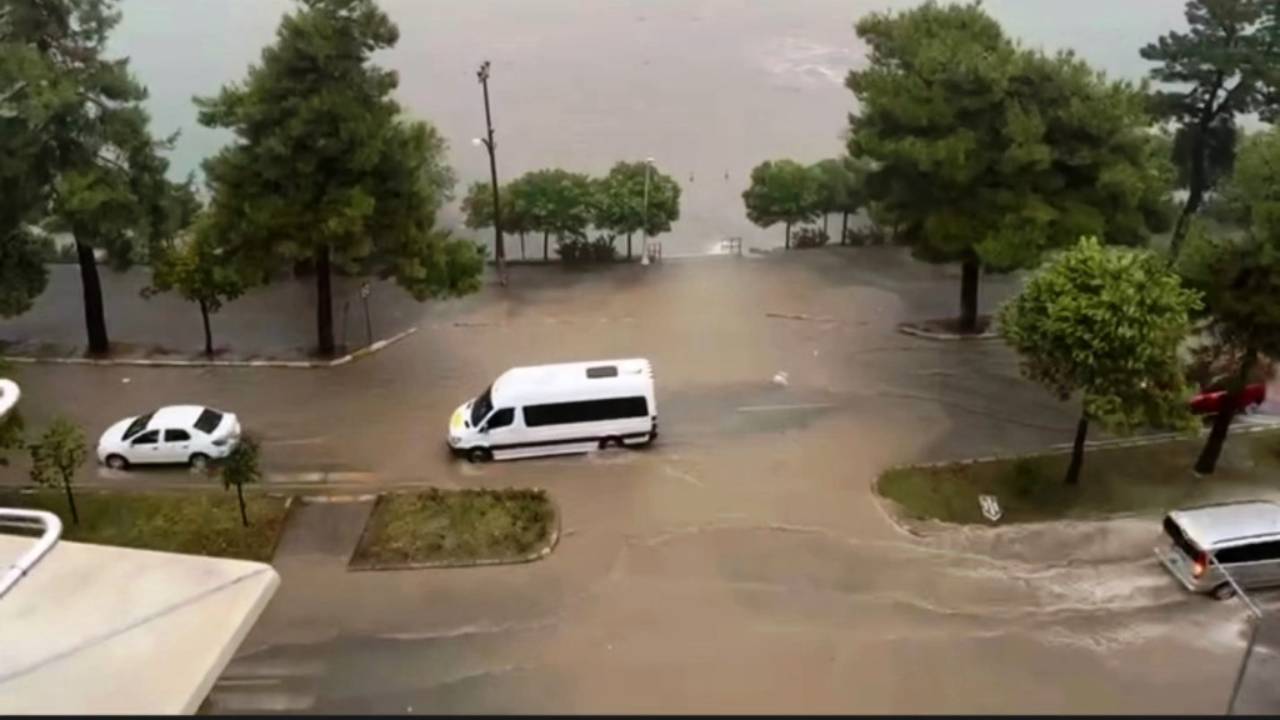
left=1211, top=582, right=1238, bottom=601
left=598, top=436, right=623, bottom=450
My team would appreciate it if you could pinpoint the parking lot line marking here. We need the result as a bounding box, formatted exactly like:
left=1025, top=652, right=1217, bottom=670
left=261, top=436, right=328, bottom=446
left=735, top=403, right=835, bottom=413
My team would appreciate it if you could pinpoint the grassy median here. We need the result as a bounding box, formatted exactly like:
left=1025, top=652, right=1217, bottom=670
left=878, top=430, right=1280, bottom=525
left=0, top=490, right=290, bottom=561
left=351, top=488, right=557, bottom=568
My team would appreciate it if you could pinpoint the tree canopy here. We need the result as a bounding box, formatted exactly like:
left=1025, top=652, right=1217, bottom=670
left=811, top=157, right=870, bottom=244
left=848, top=1, right=1173, bottom=332
left=508, top=169, right=596, bottom=260
left=1177, top=127, right=1280, bottom=474
left=2, top=0, right=175, bottom=352
left=1142, top=0, right=1280, bottom=254
left=196, top=0, right=479, bottom=355
left=1000, top=237, right=1200, bottom=485
left=143, top=216, right=248, bottom=357
left=742, top=159, right=821, bottom=249
left=593, top=161, right=681, bottom=259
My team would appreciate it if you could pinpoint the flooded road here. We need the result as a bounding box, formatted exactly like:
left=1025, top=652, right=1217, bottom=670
left=113, top=0, right=1187, bottom=255
left=6, top=249, right=1253, bottom=713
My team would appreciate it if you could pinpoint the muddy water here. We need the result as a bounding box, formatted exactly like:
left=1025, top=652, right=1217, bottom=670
left=113, top=0, right=1186, bottom=255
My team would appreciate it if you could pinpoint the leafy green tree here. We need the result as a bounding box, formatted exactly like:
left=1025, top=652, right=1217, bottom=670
left=1176, top=128, right=1280, bottom=474
left=1000, top=238, right=1200, bottom=485
left=811, top=157, right=869, bottom=245
left=461, top=181, right=498, bottom=232
left=220, top=435, right=262, bottom=527
left=1142, top=0, right=1280, bottom=255
left=196, top=0, right=477, bottom=356
left=503, top=180, right=534, bottom=260
left=509, top=169, right=595, bottom=260
left=594, top=161, right=681, bottom=260
left=0, top=35, right=53, bottom=316
left=4, top=0, right=175, bottom=354
left=142, top=218, right=247, bottom=357
left=848, top=2, right=1173, bottom=333
left=742, top=159, right=821, bottom=249
left=29, top=417, right=87, bottom=524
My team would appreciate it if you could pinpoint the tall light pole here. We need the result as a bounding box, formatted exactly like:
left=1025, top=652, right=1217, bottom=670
left=640, top=157, right=655, bottom=267
left=475, top=60, right=506, bottom=286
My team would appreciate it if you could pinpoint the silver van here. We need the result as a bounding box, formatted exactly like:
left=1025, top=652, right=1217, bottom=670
left=1157, top=500, right=1280, bottom=600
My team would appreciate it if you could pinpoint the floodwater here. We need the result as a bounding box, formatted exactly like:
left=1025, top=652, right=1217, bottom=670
left=112, top=0, right=1187, bottom=255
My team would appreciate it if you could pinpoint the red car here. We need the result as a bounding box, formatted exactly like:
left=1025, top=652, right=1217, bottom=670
left=1189, top=384, right=1267, bottom=415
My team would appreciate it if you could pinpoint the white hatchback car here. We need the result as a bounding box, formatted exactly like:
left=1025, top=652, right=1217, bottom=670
left=97, top=405, right=241, bottom=470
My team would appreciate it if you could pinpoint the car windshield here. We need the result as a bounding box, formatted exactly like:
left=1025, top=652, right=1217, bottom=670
left=194, top=409, right=224, bottom=434
left=470, top=387, right=493, bottom=427
left=122, top=412, right=154, bottom=440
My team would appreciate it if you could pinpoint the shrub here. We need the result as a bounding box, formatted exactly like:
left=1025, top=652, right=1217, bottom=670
left=792, top=226, right=829, bottom=249
left=557, top=235, right=618, bottom=264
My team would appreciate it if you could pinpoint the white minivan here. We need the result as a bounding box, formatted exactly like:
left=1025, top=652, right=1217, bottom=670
left=447, top=358, right=657, bottom=462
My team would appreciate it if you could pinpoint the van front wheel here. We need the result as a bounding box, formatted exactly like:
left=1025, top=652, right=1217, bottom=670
left=1211, top=583, right=1237, bottom=601
left=467, top=447, right=492, bottom=464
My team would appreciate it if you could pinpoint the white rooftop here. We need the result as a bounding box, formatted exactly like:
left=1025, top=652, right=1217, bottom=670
left=1171, top=501, right=1280, bottom=548
left=493, top=358, right=652, bottom=402
left=0, top=533, right=278, bottom=714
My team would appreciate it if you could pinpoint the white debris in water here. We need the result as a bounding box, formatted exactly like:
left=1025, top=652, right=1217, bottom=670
left=121, top=377, right=131, bottom=383
left=772, top=371, right=789, bottom=387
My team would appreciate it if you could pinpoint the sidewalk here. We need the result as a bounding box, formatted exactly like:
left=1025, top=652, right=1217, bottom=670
left=0, top=266, right=432, bottom=362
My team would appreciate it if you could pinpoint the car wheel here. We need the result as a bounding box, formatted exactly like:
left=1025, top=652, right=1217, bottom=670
left=466, top=447, right=492, bottom=464
left=189, top=453, right=211, bottom=471
left=1212, top=582, right=1238, bottom=601
left=598, top=436, right=622, bottom=450
left=105, top=454, right=129, bottom=471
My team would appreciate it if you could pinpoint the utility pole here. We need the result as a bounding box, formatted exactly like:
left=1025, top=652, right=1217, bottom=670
left=640, top=157, right=654, bottom=267
left=476, top=60, right=507, bottom=286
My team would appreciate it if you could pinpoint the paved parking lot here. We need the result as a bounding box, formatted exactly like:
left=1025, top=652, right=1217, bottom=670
left=2, top=248, right=1263, bottom=713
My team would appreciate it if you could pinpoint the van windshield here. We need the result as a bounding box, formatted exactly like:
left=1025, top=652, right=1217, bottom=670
left=470, top=387, right=493, bottom=426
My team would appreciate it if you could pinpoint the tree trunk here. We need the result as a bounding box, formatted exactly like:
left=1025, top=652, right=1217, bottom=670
left=519, top=232, right=526, bottom=260
left=199, top=298, right=214, bottom=357
left=627, top=233, right=633, bottom=260
left=1065, top=413, right=1090, bottom=486
left=63, top=477, right=79, bottom=525
left=75, top=240, right=109, bottom=355
left=1170, top=116, right=1213, bottom=257
left=822, top=213, right=830, bottom=238
left=543, top=231, right=549, bottom=261
left=959, top=258, right=980, bottom=333
left=785, top=222, right=792, bottom=250
left=314, top=245, right=335, bottom=356
left=237, top=482, right=249, bottom=527
left=1195, top=346, right=1258, bottom=475
left=840, top=212, right=849, bottom=246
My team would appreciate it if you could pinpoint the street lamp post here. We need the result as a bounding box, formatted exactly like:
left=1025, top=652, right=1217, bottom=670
left=640, top=157, right=655, bottom=267
left=475, top=60, right=506, bottom=286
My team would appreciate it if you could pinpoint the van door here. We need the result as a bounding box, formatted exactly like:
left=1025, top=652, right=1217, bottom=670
left=480, top=408, right=519, bottom=460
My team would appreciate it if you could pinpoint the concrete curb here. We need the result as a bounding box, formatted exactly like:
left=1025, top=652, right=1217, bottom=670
left=1, top=326, right=418, bottom=369
left=897, top=322, right=999, bottom=341
left=898, top=422, right=1280, bottom=472
left=347, top=490, right=562, bottom=571
left=872, top=425, right=1280, bottom=529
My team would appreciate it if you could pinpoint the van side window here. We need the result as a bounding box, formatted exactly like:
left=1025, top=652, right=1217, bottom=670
left=486, top=408, right=515, bottom=430
left=1215, top=541, right=1280, bottom=565
left=524, top=397, right=649, bottom=427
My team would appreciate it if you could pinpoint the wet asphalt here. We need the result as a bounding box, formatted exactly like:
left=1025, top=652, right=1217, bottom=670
left=1, top=248, right=1263, bottom=713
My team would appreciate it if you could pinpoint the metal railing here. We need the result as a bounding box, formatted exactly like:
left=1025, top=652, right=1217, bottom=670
left=0, top=508, right=62, bottom=600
